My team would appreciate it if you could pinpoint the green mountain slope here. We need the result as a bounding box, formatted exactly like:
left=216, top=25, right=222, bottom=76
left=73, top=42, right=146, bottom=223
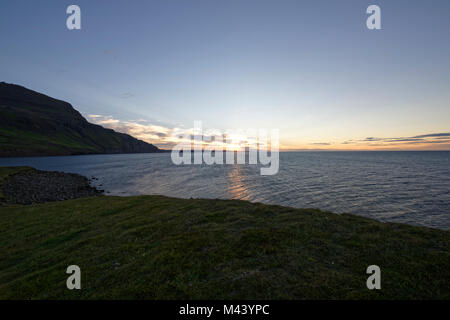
left=0, top=82, right=162, bottom=157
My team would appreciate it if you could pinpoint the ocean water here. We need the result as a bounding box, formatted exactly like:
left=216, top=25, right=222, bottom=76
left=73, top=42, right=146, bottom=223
left=1, top=151, right=449, bottom=230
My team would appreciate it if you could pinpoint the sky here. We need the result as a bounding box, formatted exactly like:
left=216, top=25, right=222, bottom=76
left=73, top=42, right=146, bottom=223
left=1, top=0, right=450, bottom=150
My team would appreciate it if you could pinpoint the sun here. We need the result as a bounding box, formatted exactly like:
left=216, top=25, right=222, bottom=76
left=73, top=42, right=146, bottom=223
left=226, top=143, right=242, bottom=151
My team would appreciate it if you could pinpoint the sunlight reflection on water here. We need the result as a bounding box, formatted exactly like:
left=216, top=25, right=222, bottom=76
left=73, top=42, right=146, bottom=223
left=227, top=164, right=251, bottom=201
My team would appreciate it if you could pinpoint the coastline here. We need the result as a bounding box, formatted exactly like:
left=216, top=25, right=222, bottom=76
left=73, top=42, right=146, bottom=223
left=0, top=167, right=448, bottom=299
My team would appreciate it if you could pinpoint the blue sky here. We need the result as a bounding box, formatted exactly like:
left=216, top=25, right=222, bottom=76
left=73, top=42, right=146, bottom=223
left=1, top=0, right=449, bottom=149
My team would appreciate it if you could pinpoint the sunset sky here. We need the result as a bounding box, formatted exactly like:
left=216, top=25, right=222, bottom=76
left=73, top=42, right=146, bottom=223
left=1, top=0, right=449, bottom=150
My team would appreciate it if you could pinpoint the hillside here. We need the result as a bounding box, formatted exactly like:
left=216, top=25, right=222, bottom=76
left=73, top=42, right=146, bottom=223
left=0, top=167, right=449, bottom=299
left=0, top=82, right=162, bottom=157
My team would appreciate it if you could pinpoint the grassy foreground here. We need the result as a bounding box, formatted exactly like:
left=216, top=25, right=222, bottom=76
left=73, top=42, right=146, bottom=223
left=0, top=169, right=449, bottom=299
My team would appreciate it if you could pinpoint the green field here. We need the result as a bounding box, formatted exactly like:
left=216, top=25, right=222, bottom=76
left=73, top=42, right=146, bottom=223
left=0, top=168, right=449, bottom=299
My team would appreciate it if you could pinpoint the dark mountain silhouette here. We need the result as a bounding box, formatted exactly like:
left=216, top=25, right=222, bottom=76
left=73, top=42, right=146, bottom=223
left=0, top=82, right=163, bottom=157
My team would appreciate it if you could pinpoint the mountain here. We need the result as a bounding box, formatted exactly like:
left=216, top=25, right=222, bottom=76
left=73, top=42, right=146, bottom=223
left=0, top=82, right=163, bottom=157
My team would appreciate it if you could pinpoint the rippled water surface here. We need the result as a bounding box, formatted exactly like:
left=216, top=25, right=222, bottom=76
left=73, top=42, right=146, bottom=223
left=1, top=151, right=449, bottom=229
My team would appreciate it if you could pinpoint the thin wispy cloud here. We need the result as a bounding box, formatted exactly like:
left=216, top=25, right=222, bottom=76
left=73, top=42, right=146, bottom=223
left=413, top=133, right=450, bottom=138
left=120, top=92, right=135, bottom=99
left=310, top=142, right=331, bottom=146
left=87, top=115, right=176, bottom=148
left=342, top=133, right=450, bottom=150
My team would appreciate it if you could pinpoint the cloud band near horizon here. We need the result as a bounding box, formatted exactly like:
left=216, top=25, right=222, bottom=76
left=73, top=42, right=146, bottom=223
left=87, top=114, right=450, bottom=151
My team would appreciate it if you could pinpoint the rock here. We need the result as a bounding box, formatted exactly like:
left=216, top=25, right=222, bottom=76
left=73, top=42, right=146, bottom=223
left=1, top=169, right=103, bottom=205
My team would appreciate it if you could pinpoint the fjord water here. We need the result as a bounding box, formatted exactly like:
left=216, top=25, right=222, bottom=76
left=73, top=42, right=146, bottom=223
left=1, top=151, right=449, bottom=230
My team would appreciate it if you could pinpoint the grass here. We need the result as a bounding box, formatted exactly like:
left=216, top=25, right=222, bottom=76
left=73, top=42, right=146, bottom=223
left=0, top=168, right=449, bottom=299
left=0, top=126, right=97, bottom=156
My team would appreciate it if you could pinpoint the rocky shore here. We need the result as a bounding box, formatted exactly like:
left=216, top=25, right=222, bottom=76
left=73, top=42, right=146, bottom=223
left=1, top=168, right=103, bottom=204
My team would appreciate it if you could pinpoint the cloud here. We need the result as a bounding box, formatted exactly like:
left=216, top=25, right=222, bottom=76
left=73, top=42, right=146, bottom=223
left=384, top=138, right=423, bottom=142
left=342, top=133, right=450, bottom=149
left=120, top=92, right=135, bottom=99
left=102, top=49, right=119, bottom=61
left=406, top=139, right=450, bottom=144
left=413, top=133, right=450, bottom=138
left=86, top=115, right=266, bottom=150
left=87, top=115, right=174, bottom=146
left=96, top=117, right=120, bottom=126
left=363, top=137, right=381, bottom=141
left=86, top=114, right=450, bottom=151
